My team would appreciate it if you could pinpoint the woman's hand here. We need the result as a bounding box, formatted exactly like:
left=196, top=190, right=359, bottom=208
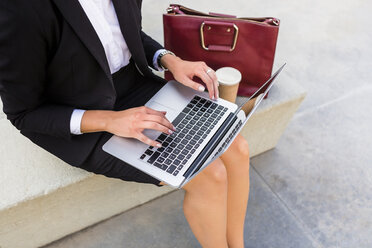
left=160, top=54, right=219, bottom=100
left=81, top=107, right=176, bottom=147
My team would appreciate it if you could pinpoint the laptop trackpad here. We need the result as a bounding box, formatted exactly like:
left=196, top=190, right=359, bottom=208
left=146, top=101, right=178, bottom=123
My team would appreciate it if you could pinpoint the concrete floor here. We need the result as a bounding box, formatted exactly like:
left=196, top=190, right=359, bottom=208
left=44, top=0, right=372, bottom=247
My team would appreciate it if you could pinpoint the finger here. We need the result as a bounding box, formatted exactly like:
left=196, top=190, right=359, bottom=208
left=182, top=77, right=206, bottom=92
left=138, top=121, right=174, bottom=135
left=143, top=107, right=172, bottom=124
left=136, top=132, right=162, bottom=147
left=195, top=69, right=215, bottom=100
left=143, top=113, right=175, bottom=131
left=208, top=70, right=219, bottom=99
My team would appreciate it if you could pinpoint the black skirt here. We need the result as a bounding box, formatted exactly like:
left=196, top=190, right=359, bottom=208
left=80, top=61, right=167, bottom=186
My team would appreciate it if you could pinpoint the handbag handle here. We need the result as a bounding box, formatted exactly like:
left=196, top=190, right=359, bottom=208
left=209, top=12, right=237, bottom=18
left=200, top=21, right=239, bottom=52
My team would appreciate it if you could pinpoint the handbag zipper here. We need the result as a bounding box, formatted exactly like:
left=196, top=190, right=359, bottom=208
left=167, top=4, right=279, bottom=26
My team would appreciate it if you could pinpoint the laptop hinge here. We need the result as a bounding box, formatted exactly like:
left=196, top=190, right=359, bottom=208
left=183, top=113, right=237, bottom=178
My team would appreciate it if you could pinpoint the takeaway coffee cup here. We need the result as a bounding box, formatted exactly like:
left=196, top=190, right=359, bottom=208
left=216, top=67, right=242, bottom=103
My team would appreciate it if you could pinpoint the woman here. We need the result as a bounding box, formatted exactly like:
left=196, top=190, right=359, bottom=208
left=0, top=0, right=250, bottom=247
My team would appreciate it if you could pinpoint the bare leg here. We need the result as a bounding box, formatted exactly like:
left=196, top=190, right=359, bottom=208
left=182, top=158, right=229, bottom=248
left=220, top=135, right=250, bottom=248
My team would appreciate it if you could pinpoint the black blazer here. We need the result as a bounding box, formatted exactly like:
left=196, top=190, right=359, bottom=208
left=0, top=0, right=164, bottom=166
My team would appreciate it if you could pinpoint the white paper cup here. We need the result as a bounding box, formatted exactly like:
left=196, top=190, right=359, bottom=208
left=216, top=67, right=242, bottom=102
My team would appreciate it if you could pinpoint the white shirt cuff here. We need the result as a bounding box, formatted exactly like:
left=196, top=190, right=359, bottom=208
left=153, top=49, right=167, bottom=71
left=70, top=109, right=86, bottom=135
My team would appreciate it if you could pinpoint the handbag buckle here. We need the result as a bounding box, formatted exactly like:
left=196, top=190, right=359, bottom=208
left=200, top=22, right=239, bottom=52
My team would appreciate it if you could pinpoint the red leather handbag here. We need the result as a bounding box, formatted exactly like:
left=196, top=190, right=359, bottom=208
left=163, top=4, right=280, bottom=97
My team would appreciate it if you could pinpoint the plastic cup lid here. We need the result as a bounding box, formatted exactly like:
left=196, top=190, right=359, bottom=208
left=216, top=67, right=242, bottom=86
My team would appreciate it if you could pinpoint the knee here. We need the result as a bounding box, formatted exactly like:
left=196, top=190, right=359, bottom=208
left=232, top=135, right=250, bottom=157
left=203, top=159, right=228, bottom=186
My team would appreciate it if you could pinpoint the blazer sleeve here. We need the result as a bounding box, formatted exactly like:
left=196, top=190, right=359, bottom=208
left=0, top=1, right=74, bottom=140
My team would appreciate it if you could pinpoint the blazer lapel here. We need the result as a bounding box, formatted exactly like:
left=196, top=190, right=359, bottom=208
left=52, top=0, right=112, bottom=82
left=112, top=0, right=150, bottom=75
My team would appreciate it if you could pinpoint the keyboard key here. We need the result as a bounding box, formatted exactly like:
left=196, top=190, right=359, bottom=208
left=197, top=103, right=203, bottom=107
left=190, top=149, right=196, bottom=154
left=140, top=154, right=146, bottom=160
left=161, top=152, right=169, bottom=158
left=185, top=115, right=192, bottom=120
left=173, top=170, right=179, bottom=176
left=174, top=148, right=181, bottom=154
left=181, top=139, right=188, bottom=145
left=197, top=111, right=203, bottom=116
left=177, top=144, right=185, bottom=149
left=193, top=115, right=200, bottom=120
left=186, top=154, right=192, bottom=159
left=157, top=147, right=165, bottom=152
left=172, top=113, right=186, bottom=126
left=217, top=105, right=224, bottom=110
left=200, top=98, right=206, bottom=104
left=147, top=152, right=161, bottom=164
left=189, top=130, right=196, bottom=135
left=181, top=150, right=189, bottom=155
left=182, top=107, right=191, bottom=113
left=166, top=165, right=177, bottom=174
left=170, top=142, right=177, bottom=148
left=207, top=109, right=213, bottom=113
left=178, top=165, right=183, bottom=170
left=156, top=157, right=165, bottom=163
left=204, top=100, right=212, bottom=108
left=165, top=147, right=173, bottom=153
left=211, top=103, right=218, bottom=109
left=178, top=133, right=185, bottom=138
left=200, top=107, right=207, bottom=112
left=169, top=154, right=176, bottom=160
left=178, top=123, right=185, bottom=129
left=154, top=162, right=167, bottom=170
left=174, top=159, right=181, bottom=166
left=189, top=111, right=196, bottom=116
left=189, top=140, right=196, bottom=145
left=165, top=137, right=173, bottom=143
left=186, top=144, right=193, bottom=150
left=162, top=142, right=169, bottom=147
left=158, top=134, right=167, bottom=141
left=165, top=159, right=172, bottom=165
left=177, top=154, right=185, bottom=160
left=144, top=149, right=153, bottom=156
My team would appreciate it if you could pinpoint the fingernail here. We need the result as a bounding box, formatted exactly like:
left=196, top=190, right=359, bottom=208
left=211, top=95, right=214, bottom=100
left=172, top=125, right=177, bottom=131
left=168, top=129, right=173, bottom=134
left=156, top=143, right=162, bottom=148
left=198, top=85, right=205, bottom=92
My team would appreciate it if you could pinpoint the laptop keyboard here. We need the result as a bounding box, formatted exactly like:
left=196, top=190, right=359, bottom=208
left=139, top=95, right=228, bottom=176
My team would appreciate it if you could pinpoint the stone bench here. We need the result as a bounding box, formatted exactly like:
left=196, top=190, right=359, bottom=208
left=0, top=73, right=305, bottom=248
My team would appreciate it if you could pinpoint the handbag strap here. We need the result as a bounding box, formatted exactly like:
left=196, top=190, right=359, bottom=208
left=166, top=4, right=279, bottom=26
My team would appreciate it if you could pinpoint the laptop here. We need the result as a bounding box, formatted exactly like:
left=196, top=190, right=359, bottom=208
left=103, top=64, right=286, bottom=188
